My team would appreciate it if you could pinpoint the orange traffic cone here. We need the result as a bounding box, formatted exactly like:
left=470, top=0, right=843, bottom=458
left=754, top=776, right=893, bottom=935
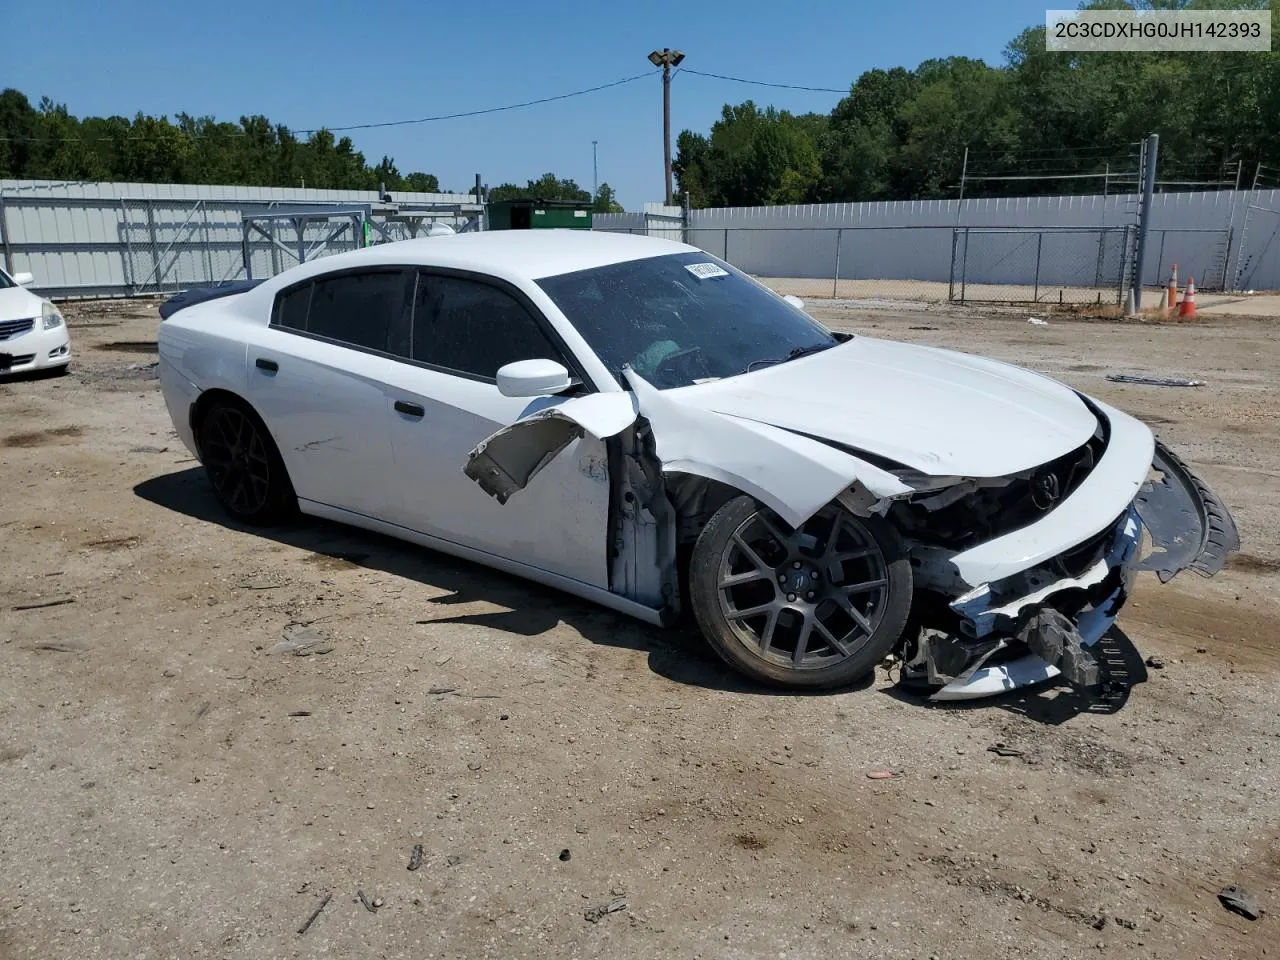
left=1178, top=276, right=1197, bottom=318
left=1166, top=264, right=1178, bottom=314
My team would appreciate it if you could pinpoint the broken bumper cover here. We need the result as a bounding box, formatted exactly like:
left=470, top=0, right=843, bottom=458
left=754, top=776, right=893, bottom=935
left=928, top=440, right=1238, bottom=702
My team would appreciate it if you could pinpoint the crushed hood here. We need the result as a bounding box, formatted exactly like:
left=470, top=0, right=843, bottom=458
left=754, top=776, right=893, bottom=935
left=665, top=337, right=1098, bottom=477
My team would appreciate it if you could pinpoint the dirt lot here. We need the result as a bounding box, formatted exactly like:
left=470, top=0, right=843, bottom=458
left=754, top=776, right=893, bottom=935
left=2, top=298, right=1278, bottom=960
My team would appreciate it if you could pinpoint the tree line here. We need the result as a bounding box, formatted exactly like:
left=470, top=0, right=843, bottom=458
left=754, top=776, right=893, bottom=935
left=0, top=89, right=622, bottom=211
left=675, top=6, right=1280, bottom=207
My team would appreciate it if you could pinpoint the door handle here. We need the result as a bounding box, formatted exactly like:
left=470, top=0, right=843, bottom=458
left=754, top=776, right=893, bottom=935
left=255, top=357, right=279, bottom=373
left=394, top=400, right=425, bottom=418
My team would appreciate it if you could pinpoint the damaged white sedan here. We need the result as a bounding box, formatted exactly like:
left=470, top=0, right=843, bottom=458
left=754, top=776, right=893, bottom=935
left=158, top=231, right=1238, bottom=700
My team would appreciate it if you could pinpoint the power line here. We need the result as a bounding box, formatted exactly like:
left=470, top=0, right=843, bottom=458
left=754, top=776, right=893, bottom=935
left=679, top=68, right=848, bottom=94
left=299, top=70, right=659, bottom=133
left=0, top=70, right=661, bottom=143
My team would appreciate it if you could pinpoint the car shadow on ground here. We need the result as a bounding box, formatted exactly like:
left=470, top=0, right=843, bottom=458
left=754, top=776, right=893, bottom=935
left=135, top=468, right=874, bottom=698
left=882, top=626, right=1150, bottom=725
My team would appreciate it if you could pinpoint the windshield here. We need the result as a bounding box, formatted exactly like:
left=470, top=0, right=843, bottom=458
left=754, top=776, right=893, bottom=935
left=536, top=251, right=839, bottom=389
left=0, top=271, right=14, bottom=290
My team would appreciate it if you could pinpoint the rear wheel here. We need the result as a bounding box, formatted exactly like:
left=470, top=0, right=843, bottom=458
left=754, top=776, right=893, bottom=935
left=196, top=398, right=296, bottom=525
left=689, top=496, right=911, bottom=689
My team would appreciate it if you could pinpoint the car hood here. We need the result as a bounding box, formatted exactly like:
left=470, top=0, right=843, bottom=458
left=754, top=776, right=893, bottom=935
left=664, top=336, right=1099, bottom=478
left=0, top=286, right=44, bottom=322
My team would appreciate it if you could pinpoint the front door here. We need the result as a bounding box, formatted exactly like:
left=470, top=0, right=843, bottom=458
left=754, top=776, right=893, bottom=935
left=379, top=270, right=611, bottom=589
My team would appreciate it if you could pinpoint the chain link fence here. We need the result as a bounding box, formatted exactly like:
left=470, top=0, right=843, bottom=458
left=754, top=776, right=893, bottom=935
left=604, top=224, right=1153, bottom=306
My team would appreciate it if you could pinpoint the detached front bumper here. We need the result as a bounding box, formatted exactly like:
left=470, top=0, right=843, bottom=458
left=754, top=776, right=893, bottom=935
left=916, top=427, right=1238, bottom=701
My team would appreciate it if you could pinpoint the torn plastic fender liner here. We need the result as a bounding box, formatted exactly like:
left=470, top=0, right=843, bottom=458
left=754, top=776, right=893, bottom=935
left=1134, top=439, right=1240, bottom=582
left=463, top=368, right=911, bottom=530
left=464, top=392, right=639, bottom=504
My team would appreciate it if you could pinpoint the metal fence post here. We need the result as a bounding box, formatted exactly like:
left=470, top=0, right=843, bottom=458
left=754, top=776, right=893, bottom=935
left=202, top=203, right=214, bottom=285
left=960, top=228, right=970, bottom=304
left=1033, top=232, right=1043, bottom=302
left=144, top=200, right=161, bottom=294
left=832, top=228, right=843, bottom=299
left=121, top=200, right=138, bottom=295
left=724, top=227, right=730, bottom=263
left=0, top=193, right=13, bottom=275
left=948, top=228, right=958, bottom=302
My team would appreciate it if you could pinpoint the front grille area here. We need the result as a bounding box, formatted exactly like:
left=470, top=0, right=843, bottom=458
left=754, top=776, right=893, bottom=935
left=0, top=317, right=35, bottom=340
left=893, top=424, right=1109, bottom=550
left=1, top=353, right=36, bottom=367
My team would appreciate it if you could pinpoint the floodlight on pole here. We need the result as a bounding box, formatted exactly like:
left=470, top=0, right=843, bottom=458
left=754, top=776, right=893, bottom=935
left=648, top=48, right=685, bottom=205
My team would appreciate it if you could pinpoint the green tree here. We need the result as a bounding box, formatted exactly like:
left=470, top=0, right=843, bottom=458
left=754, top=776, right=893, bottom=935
left=592, top=182, right=624, bottom=212
left=488, top=172, right=591, bottom=202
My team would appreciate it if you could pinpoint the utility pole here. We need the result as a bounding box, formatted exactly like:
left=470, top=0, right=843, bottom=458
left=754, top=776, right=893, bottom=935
left=1130, top=133, right=1159, bottom=312
left=592, top=140, right=599, bottom=200
left=648, top=47, right=685, bottom=205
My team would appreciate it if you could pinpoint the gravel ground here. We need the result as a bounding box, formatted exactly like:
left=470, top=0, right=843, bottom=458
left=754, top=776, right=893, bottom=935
left=1, top=298, right=1277, bottom=960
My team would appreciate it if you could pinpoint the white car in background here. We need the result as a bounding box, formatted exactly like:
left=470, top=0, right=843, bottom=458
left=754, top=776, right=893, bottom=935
left=157, top=231, right=1237, bottom=701
left=0, top=268, right=70, bottom=375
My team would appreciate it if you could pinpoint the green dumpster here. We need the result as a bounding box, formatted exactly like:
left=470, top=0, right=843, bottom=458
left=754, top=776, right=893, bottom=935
left=487, top=199, right=593, bottom=231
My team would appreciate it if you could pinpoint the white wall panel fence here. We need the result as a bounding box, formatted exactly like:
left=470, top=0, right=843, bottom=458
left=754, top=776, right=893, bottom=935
left=0, top=179, right=478, bottom=299
left=597, top=188, right=1280, bottom=299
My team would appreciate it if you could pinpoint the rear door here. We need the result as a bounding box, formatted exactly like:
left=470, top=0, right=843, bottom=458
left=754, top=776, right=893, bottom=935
left=377, top=269, right=612, bottom=588
left=244, top=267, right=414, bottom=519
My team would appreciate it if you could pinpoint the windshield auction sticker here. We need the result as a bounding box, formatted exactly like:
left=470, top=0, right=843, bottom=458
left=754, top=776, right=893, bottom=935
left=685, top=262, right=730, bottom=280
left=1046, top=9, right=1270, bottom=52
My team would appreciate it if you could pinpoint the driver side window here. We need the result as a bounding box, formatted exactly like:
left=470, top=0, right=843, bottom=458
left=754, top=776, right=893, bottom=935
left=411, top=272, right=567, bottom=380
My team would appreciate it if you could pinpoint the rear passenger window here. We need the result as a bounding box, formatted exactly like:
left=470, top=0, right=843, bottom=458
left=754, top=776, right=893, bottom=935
left=308, top=272, right=409, bottom=353
left=413, top=274, right=566, bottom=379
left=271, top=270, right=410, bottom=355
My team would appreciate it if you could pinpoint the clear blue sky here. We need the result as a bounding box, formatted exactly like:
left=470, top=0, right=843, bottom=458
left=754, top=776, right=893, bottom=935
left=3, top=0, right=1053, bottom=209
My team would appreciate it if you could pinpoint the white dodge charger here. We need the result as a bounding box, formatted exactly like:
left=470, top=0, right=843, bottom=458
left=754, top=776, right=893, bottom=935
left=157, top=231, right=1237, bottom=700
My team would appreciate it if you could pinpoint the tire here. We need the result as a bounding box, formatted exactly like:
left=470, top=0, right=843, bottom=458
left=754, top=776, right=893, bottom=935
left=688, top=495, right=912, bottom=690
left=196, top=397, right=297, bottom=526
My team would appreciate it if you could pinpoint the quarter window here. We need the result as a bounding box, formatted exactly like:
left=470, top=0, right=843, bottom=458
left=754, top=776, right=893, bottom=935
left=412, top=273, right=566, bottom=379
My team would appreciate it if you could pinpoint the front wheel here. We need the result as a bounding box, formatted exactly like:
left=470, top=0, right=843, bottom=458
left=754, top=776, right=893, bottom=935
left=688, top=496, right=912, bottom=689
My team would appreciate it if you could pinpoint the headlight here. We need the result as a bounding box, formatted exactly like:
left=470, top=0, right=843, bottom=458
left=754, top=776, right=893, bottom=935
left=41, top=302, right=64, bottom=330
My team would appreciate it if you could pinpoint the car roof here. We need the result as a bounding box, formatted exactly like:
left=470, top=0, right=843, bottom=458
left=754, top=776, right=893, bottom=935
left=249, top=230, right=696, bottom=301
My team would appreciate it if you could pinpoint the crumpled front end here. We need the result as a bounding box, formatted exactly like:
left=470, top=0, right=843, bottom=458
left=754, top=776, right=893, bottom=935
left=899, top=399, right=1239, bottom=701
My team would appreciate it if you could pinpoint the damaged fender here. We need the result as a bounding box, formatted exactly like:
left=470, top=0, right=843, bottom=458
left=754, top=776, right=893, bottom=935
left=463, top=367, right=912, bottom=529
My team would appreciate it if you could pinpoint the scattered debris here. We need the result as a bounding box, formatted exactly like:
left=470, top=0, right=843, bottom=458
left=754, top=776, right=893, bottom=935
left=427, top=686, right=457, bottom=695
left=235, top=574, right=290, bottom=591
left=1027, top=317, right=1049, bottom=326
left=446, top=854, right=463, bottom=867
left=584, top=897, right=627, bottom=923
left=908, top=325, right=938, bottom=331
left=1105, top=374, right=1204, bottom=388
left=296, top=892, right=332, bottom=935
left=288, top=710, right=311, bottom=717
left=357, top=888, right=378, bottom=913
left=1218, top=884, right=1261, bottom=921
left=407, top=844, right=424, bottom=871
left=500, top=713, right=510, bottom=721
left=865, top=769, right=904, bottom=780
left=267, top=624, right=334, bottom=657
left=12, top=597, right=75, bottom=612
left=30, top=640, right=86, bottom=653
left=559, top=849, right=572, bottom=862
left=988, top=744, right=1025, bottom=758
left=1144, top=655, right=1165, bottom=669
